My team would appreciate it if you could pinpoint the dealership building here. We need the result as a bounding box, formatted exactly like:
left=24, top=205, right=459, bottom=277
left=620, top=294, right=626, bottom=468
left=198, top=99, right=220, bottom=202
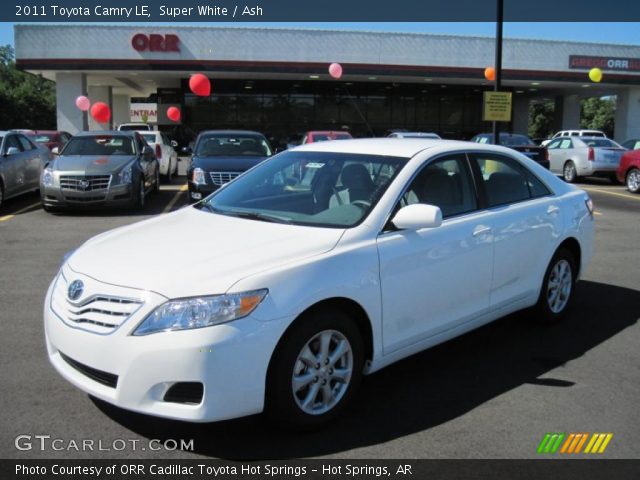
left=13, top=24, right=640, bottom=144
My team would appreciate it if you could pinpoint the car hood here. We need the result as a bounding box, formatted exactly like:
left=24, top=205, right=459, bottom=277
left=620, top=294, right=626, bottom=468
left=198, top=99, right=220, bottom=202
left=53, top=155, right=136, bottom=174
left=67, top=207, right=345, bottom=299
left=191, top=155, right=267, bottom=171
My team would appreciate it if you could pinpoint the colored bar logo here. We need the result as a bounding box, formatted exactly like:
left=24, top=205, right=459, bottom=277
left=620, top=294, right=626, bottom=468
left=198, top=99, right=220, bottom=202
left=537, top=433, right=613, bottom=454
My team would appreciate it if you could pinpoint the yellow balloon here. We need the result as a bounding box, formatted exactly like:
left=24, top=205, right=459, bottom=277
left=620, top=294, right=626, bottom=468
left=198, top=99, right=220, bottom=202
left=589, top=68, right=603, bottom=83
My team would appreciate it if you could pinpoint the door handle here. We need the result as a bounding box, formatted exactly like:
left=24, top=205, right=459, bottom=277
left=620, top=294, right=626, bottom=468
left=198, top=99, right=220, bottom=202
left=547, top=205, right=560, bottom=215
left=472, top=225, right=492, bottom=237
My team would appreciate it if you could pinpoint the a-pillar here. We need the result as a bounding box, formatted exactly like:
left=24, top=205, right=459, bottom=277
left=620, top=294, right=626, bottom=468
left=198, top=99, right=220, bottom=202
left=55, top=73, right=88, bottom=134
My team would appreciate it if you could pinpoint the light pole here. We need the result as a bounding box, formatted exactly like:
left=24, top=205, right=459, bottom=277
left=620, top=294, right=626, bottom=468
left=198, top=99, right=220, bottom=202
left=492, top=0, right=504, bottom=145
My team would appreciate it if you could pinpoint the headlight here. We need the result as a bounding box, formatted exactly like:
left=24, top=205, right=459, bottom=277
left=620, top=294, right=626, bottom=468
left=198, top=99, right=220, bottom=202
left=42, top=167, right=54, bottom=187
left=133, top=289, right=268, bottom=336
left=119, top=165, right=133, bottom=184
left=192, top=167, right=206, bottom=185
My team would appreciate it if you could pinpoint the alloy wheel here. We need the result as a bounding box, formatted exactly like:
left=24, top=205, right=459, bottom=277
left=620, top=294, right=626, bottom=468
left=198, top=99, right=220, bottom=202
left=563, top=162, right=576, bottom=183
left=627, top=169, right=640, bottom=193
left=291, top=329, right=353, bottom=416
left=547, top=259, right=572, bottom=314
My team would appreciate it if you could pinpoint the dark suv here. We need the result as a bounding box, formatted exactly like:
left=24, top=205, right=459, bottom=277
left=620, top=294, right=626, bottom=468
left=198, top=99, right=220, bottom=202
left=187, top=130, right=273, bottom=203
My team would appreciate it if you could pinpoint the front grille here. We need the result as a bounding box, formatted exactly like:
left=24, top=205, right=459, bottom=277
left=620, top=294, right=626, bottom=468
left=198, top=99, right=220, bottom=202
left=60, top=352, right=118, bottom=388
left=51, top=274, right=144, bottom=334
left=60, top=175, right=111, bottom=192
left=209, top=171, right=242, bottom=186
left=164, top=382, right=204, bottom=404
left=64, top=195, right=107, bottom=202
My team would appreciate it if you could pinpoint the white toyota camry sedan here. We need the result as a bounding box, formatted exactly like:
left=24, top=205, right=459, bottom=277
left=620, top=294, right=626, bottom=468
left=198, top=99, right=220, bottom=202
left=44, top=139, right=594, bottom=428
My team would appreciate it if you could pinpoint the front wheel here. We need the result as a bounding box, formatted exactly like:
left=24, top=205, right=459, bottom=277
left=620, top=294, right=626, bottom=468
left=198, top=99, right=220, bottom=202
left=133, top=178, right=145, bottom=210
left=626, top=168, right=640, bottom=193
left=533, top=248, right=577, bottom=323
left=563, top=161, right=578, bottom=183
left=165, top=160, right=173, bottom=183
left=266, top=309, right=364, bottom=429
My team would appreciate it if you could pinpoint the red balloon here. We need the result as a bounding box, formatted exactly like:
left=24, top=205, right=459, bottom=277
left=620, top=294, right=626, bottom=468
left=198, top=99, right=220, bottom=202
left=189, top=73, right=211, bottom=97
left=167, top=106, right=181, bottom=122
left=90, top=102, right=111, bottom=124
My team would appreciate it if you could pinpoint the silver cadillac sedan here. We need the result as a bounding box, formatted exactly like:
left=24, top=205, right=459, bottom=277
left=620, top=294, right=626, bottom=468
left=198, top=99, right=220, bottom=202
left=40, top=131, right=160, bottom=212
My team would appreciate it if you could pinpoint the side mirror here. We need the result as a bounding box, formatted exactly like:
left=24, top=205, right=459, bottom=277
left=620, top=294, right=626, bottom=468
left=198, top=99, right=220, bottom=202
left=51, top=147, right=60, bottom=155
left=5, top=147, right=20, bottom=156
left=391, top=203, right=442, bottom=230
left=142, top=145, right=154, bottom=156
left=170, top=140, right=178, bottom=148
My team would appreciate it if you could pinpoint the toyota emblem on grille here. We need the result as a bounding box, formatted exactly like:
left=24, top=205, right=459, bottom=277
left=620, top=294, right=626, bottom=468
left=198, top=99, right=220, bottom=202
left=79, top=179, right=90, bottom=191
left=68, top=280, right=84, bottom=301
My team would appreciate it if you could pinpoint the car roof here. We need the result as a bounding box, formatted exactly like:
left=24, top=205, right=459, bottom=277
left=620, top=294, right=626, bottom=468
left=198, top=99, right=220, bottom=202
left=198, top=130, right=266, bottom=136
left=293, top=137, right=491, bottom=157
left=307, top=131, right=351, bottom=135
left=74, top=130, right=138, bottom=137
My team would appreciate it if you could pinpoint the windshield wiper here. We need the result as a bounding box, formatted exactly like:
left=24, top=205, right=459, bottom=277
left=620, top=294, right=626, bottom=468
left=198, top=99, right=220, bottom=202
left=223, top=210, right=292, bottom=224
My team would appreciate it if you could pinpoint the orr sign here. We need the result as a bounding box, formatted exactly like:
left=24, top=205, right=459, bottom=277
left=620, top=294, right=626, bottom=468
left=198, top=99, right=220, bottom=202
left=132, top=33, right=180, bottom=53
left=569, top=55, right=640, bottom=72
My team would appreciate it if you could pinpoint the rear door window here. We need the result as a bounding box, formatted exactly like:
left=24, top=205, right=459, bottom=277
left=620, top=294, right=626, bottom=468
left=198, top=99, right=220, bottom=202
left=471, top=153, right=532, bottom=207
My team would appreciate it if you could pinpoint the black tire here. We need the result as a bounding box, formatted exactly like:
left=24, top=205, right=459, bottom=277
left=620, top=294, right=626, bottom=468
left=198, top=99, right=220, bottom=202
left=626, top=168, right=640, bottom=194
left=0, top=182, right=4, bottom=210
left=532, top=248, right=577, bottom=324
left=165, top=160, right=173, bottom=183
left=562, top=161, right=579, bottom=183
left=133, top=178, right=145, bottom=210
left=265, top=308, right=364, bottom=430
left=153, top=169, right=160, bottom=194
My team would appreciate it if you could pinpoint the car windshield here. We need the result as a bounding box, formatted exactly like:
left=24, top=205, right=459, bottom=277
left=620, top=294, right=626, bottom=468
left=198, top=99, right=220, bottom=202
left=29, top=134, right=54, bottom=143
left=141, top=134, right=157, bottom=144
left=61, top=135, right=136, bottom=156
left=312, top=133, right=351, bottom=142
left=581, top=138, right=620, bottom=148
left=119, top=125, right=148, bottom=131
left=197, top=151, right=407, bottom=228
left=196, top=134, right=272, bottom=157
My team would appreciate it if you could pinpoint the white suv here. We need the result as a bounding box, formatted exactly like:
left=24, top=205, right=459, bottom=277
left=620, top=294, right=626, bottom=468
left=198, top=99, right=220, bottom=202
left=542, top=130, right=606, bottom=146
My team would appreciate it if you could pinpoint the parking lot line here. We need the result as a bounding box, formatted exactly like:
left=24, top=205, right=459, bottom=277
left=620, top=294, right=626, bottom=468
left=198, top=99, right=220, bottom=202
left=0, top=201, right=41, bottom=222
left=163, top=184, right=188, bottom=214
left=581, top=186, right=640, bottom=201
left=593, top=211, right=603, bottom=216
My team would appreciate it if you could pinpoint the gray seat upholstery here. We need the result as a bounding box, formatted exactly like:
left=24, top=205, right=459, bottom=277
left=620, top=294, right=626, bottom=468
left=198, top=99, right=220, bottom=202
left=329, top=164, right=375, bottom=207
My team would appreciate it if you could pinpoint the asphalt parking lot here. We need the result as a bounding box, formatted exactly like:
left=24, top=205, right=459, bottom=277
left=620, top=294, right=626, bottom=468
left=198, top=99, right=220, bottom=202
left=0, top=175, right=638, bottom=460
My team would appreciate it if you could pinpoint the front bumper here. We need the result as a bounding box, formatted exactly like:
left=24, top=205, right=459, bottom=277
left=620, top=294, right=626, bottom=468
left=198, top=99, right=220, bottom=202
left=41, top=183, right=135, bottom=209
left=44, top=266, right=290, bottom=422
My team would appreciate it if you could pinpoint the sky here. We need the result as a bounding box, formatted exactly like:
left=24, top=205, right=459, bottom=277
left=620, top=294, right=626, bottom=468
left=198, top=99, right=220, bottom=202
left=1, top=22, right=640, bottom=48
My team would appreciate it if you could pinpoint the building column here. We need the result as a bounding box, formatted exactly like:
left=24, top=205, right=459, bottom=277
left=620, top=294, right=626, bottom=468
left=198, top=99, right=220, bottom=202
left=55, top=73, right=88, bottom=134
left=614, top=87, right=640, bottom=142
left=112, top=95, right=130, bottom=129
left=560, top=94, right=581, bottom=131
left=87, top=86, right=113, bottom=130
left=511, top=95, right=530, bottom=134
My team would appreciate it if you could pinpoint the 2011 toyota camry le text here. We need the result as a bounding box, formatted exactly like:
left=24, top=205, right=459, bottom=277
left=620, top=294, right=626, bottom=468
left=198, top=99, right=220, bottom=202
left=44, top=138, right=594, bottom=428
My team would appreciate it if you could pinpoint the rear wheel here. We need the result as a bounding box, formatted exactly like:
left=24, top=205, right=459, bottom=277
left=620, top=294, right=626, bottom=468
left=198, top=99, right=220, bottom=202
left=133, top=178, right=145, bottom=210
left=0, top=182, right=4, bottom=210
left=266, top=309, right=364, bottom=429
left=626, top=168, right=640, bottom=193
left=533, top=248, right=577, bottom=323
left=165, top=160, right=173, bottom=183
left=563, top=161, right=578, bottom=183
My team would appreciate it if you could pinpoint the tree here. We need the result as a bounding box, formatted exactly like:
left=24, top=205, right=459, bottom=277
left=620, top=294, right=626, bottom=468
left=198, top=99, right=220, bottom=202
left=528, top=101, right=555, bottom=139
left=0, top=45, right=56, bottom=130
left=581, top=97, right=615, bottom=138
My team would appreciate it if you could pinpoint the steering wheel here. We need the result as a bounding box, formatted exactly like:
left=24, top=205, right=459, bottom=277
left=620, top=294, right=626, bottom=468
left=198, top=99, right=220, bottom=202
left=351, top=200, right=371, bottom=209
